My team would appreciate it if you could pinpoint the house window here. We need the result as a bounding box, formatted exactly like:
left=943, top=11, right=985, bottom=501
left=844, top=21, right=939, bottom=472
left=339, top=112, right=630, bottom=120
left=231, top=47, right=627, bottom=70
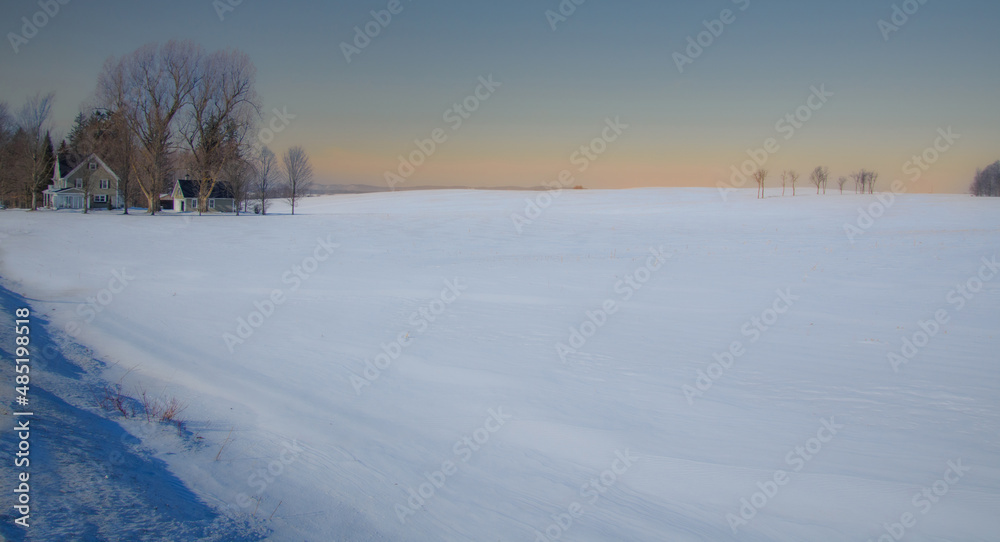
left=99, top=179, right=110, bottom=189
left=88, top=162, right=97, bottom=171
left=209, top=199, right=216, bottom=209
left=75, top=179, right=83, bottom=188
left=94, top=195, right=108, bottom=203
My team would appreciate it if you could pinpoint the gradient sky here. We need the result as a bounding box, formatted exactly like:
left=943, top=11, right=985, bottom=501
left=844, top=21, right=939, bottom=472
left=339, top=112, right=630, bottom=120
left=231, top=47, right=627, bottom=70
left=2, top=0, right=999, bottom=192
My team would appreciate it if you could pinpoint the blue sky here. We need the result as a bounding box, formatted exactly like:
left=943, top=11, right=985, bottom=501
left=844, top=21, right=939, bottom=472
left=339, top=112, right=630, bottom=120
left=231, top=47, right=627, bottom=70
left=2, top=0, right=998, bottom=192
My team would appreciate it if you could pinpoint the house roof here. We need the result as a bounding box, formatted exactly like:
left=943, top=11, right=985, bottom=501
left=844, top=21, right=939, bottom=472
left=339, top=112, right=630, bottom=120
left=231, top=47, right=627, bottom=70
left=55, top=153, right=121, bottom=183
left=175, top=179, right=234, bottom=200
left=56, top=154, right=78, bottom=178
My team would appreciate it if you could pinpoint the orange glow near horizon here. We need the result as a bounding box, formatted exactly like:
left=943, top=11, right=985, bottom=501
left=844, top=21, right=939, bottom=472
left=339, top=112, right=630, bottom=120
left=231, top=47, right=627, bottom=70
left=307, top=144, right=978, bottom=194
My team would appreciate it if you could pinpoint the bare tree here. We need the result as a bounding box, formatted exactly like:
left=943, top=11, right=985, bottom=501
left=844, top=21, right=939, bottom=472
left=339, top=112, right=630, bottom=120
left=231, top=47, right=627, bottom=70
left=850, top=169, right=878, bottom=194
left=16, top=93, right=56, bottom=210
left=837, top=176, right=848, bottom=195
left=97, top=41, right=201, bottom=214
left=780, top=170, right=788, bottom=197
left=282, top=146, right=313, bottom=215
left=4, top=129, right=27, bottom=208
left=104, top=108, right=138, bottom=213
left=221, top=157, right=253, bottom=215
left=810, top=166, right=828, bottom=195
left=252, top=145, right=277, bottom=214
left=752, top=168, right=768, bottom=199
left=181, top=49, right=259, bottom=213
left=852, top=171, right=865, bottom=194
left=0, top=102, right=14, bottom=208
left=788, top=170, right=800, bottom=196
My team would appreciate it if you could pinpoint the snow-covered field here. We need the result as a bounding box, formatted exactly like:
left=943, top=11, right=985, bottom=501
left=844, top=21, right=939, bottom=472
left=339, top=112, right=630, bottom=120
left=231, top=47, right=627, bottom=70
left=1, top=188, right=999, bottom=541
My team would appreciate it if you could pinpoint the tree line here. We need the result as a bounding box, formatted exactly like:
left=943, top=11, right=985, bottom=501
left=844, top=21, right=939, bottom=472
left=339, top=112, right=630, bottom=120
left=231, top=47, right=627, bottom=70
left=0, top=94, right=55, bottom=210
left=750, top=166, right=881, bottom=199
left=757, top=160, right=1000, bottom=199
left=0, top=41, right=314, bottom=215
left=969, top=161, right=1000, bottom=197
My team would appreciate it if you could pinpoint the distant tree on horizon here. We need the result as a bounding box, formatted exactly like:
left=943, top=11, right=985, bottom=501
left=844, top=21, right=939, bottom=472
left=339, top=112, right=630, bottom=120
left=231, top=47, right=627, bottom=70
left=788, top=170, right=800, bottom=196
left=810, top=166, right=828, bottom=195
left=970, top=161, right=1000, bottom=197
left=851, top=169, right=878, bottom=194
left=852, top=171, right=865, bottom=194
left=752, top=168, right=768, bottom=199
left=866, top=170, right=878, bottom=194
left=837, top=176, right=848, bottom=195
